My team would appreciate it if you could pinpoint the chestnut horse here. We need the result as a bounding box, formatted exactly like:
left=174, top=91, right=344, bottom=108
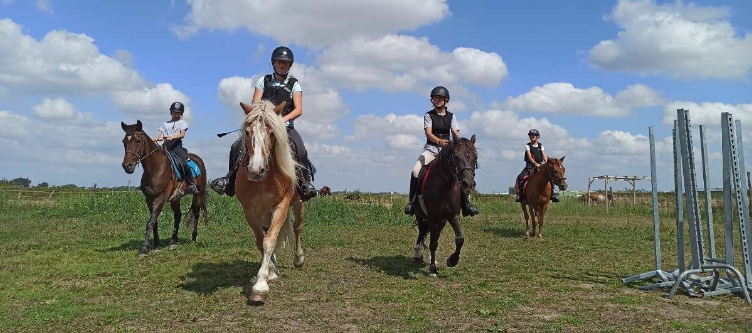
left=235, top=100, right=305, bottom=305
left=519, top=157, right=567, bottom=240
left=319, top=185, right=332, bottom=197
left=412, top=135, right=478, bottom=277
left=120, top=121, right=209, bottom=257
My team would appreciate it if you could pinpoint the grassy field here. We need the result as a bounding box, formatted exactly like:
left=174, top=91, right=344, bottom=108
left=1, top=189, right=751, bottom=333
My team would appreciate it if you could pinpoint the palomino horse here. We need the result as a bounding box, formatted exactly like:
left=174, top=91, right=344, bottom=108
left=120, top=121, right=209, bottom=257
left=519, top=157, right=567, bottom=240
left=412, top=135, right=478, bottom=277
left=235, top=100, right=305, bottom=305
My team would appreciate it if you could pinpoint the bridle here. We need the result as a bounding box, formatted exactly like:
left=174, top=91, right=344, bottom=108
left=545, top=161, right=567, bottom=187
left=124, top=131, right=162, bottom=166
left=444, top=141, right=479, bottom=182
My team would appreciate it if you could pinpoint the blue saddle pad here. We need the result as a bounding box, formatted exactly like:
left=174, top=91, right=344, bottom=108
left=167, top=151, right=201, bottom=180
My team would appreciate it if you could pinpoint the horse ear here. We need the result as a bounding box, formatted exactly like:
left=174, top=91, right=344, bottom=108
left=121, top=121, right=127, bottom=131
left=273, top=101, right=286, bottom=115
left=470, top=134, right=476, bottom=144
left=560, top=155, right=565, bottom=162
left=136, top=120, right=142, bottom=132
left=240, top=102, right=253, bottom=115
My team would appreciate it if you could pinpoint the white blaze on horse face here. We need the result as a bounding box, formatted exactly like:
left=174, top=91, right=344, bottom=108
left=127, top=135, right=132, bottom=141
left=248, top=122, right=267, bottom=179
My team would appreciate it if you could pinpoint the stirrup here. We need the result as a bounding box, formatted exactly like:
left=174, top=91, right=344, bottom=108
left=404, top=203, right=415, bottom=215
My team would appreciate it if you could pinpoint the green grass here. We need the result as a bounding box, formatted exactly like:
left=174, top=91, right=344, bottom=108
left=1, top=191, right=751, bottom=332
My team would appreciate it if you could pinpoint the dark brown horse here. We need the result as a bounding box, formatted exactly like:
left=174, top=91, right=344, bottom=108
left=319, top=186, right=332, bottom=197
left=519, top=157, right=567, bottom=240
left=120, top=120, right=209, bottom=257
left=412, top=135, right=478, bottom=277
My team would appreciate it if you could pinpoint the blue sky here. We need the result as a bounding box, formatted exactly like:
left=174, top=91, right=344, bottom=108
left=1, top=0, right=751, bottom=193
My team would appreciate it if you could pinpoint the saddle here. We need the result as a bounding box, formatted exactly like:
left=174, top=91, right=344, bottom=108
left=412, top=159, right=439, bottom=215
left=166, top=148, right=201, bottom=181
left=517, top=174, right=531, bottom=198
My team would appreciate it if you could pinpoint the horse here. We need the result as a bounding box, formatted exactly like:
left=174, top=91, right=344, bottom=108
left=319, top=185, right=332, bottom=197
left=412, top=135, right=478, bottom=277
left=519, top=157, right=567, bottom=240
left=235, top=100, right=305, bottom=305
left=120, top=120, right=209, bottom=257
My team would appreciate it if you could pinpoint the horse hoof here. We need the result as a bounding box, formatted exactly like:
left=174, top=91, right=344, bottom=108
left=138, top=253, right=148, bottom=259
left=447, top=254, right=460, bottom=268
left=168, top=244, right=178, bottom=251
left=294, top=262, right=304, bottom=269
left=249, top=292, right=267, bottom=306
left=428, top=273, right=438, bottom=278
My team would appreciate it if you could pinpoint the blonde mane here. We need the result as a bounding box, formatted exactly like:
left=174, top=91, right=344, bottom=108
left=241, top=100, right=300, bottom=185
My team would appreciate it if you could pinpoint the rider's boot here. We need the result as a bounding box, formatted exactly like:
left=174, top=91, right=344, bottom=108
left=461, top=192, right=479, bottom=217
left=404, top=175, right=418, bottom=216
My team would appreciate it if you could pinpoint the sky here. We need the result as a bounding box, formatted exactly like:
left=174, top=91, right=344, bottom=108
left=1, top=0, right=751, bottom=193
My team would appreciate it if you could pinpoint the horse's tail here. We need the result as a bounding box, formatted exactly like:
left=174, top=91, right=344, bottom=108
left=200, top=188, right=209, bottom=226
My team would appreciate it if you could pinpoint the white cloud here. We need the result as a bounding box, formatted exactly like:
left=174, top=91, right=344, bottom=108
left=0, top=18, right=145, bottom=95
left=36, top=0, right=52, bottom=14
left=386, top=134, right=422, bottom=151
left=346, top=113, right=424, bottom=141
left=112, top=83, right=193, bottom=125
left=114, top=49, right=134, bottom=67
left=317, top=35, right=508, bottom=93
left=587, top=0, right=752, bottom=79
left=501, top=82, right=662, bottom=117
left=33, top=98, right=76, bottom=120
left=172, top=0, right=450, bottom=49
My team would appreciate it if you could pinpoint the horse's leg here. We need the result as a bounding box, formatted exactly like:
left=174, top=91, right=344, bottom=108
left=413, top=218, right=429, bottom=263
left=168, top=200, right=182, bottom=251
left=250, top=203, right=291, bottom=305
left=191, top=196, right=200, bottom=243
left=537, top=204, right=549, bottom=241
left=446, top=214, right=464, bottom=268
left=428, top=221, right=445, bottom=277
left=291, top=198, right=305, bottom=268
left=140, top=197, right=166, bottom=257
left=521, top=203, right=531, bottom=237
left=528, top=205, right=538, bottom=239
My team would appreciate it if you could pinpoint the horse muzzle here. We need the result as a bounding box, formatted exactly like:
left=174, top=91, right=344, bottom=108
left=122, top=163, right=136, bottom=174
left=460, top=179, right=476, bottom=195
left=246, top=166, right=267, bottom=181
left=558, top=180, right=568, bottom=191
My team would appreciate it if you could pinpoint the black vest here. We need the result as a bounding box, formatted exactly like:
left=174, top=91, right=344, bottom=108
left=525, top=142, right=544, bottom=165
left=261, top=74, right=297, bottom=118
left=426, top=109, right=454, bottom=147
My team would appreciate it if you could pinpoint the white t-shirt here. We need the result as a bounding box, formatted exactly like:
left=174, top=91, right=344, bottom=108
left=159, top=119, right=188, bottom=137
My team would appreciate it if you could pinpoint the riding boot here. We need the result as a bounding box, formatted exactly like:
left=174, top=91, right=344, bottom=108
left=298, top=167, right=317, bottom=201
left=210, top=139, right=242, bottom=196
left=515, top=178, right=522, bottom=202
left=182, top=161, right=198, bottom=194
left=404, top=175, right=418, bottom=215
left=461, top=192, right=479, bottom=217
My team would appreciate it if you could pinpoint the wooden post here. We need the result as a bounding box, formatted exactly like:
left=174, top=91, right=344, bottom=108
left=632, top=180, right=637, bottom=205
left=48, top=190, right=54, bottom=199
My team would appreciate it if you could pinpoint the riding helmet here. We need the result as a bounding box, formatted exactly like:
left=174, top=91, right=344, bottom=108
left=271, top=46, right=294, bottom=63
left=430, top=86, right=450, bottom=100
left=528, top=129, right=540, bottom=136
left=169, top=101, right=185, bottom=114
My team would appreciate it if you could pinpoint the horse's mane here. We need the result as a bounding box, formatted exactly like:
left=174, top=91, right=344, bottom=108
left=241, top=100, right=299, bottom=184
left=436, top=137, right=477, bottom=162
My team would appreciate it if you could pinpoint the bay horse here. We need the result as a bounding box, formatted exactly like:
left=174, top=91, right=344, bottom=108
left=519, top=157, right=567, bottom=240
left=120, top=120, right=209, bottom=257
left=235, top=100, right=305, bottom=305
left=319, top=185, right=332, bottom=197
left=412, top=135, right=478, bottom=277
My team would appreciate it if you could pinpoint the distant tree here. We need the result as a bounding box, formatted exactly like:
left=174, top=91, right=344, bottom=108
left=37, top=182, right=49, bottom=188
left=10, top=178, right=31, bottom=187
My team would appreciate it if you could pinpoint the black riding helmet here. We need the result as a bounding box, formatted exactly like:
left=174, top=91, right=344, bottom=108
left=430, top=86, right=450, bottom=100
left=528, top=129, right=540, bottom=136
left=271, top=46, right=294, bottom=63
left=169, top=101, right=185, bottom=114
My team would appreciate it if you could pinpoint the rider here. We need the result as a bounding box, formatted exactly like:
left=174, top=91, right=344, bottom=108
left=404, top=86, right=479, bottom=218
left=210, top=46, right=317, bottom=200
left=153, top=101, right=198, bottom=194
left=514, top=129, right=559, bottom=203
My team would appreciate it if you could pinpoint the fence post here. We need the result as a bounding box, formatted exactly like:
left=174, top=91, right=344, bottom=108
left=48, top=190, right=55, bottom=199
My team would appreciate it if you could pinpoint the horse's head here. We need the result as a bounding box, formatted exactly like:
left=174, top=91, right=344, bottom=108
left=546, top=156, right=568, bottom=191
left=239, top=100, right=297, bottom=182
left=447, top=134, right=479, bottom=196
left=120, top=120, right=149, bottom=174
